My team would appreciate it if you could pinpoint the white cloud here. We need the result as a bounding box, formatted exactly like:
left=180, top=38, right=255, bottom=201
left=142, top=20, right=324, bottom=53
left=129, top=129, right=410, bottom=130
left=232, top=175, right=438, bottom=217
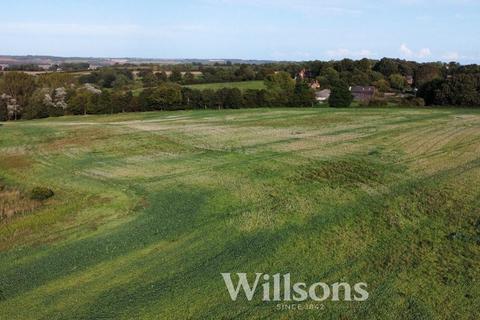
left=400, top=43, right=431, bottom=59
left=418, top=48, right=432, bottom=58
left=400, top=44, right=413, bottom=56
left=443, top=52, right=460, bottom=61
left=359, top=49, right=373, bottom=57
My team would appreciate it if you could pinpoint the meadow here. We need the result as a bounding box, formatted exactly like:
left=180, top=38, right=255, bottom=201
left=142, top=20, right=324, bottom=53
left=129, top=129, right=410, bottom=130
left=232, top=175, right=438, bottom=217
left=0, top=107, right=479, bottom=319
left=184, top=80, right=266, bottom=90
left=131, top=80, right=265, bottom=97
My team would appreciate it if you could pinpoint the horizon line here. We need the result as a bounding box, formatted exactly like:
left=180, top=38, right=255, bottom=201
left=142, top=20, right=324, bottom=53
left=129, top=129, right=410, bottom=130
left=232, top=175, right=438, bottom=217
left=0, top=53, right=476, bottom=65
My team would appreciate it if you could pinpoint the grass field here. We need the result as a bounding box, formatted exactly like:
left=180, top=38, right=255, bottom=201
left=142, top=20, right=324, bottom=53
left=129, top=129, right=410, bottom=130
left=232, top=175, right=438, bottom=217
left=0, top=108, right=479, bottom=319
left=184, top=80, right=266, bottom=91
left=132, top=81, right=266, bottom=96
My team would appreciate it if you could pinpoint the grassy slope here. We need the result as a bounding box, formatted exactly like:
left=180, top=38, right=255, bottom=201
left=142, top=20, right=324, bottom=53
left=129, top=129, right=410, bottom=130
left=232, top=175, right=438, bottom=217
left=0, top=108, right=479, bottom=319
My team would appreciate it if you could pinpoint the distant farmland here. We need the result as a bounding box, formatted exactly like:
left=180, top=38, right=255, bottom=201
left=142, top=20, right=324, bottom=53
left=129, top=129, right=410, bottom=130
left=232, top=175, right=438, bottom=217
left=0, top=108, right=479, bottom=319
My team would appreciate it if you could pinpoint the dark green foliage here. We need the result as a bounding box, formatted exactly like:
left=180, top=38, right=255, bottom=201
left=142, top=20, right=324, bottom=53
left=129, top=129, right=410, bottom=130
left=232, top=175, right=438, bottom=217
left=264, top=71, right=295, bottom=106
left=181, top=87, right=200, bottom=109
left=374, top=58, right=400, bottom=77
left=220, top=88, right=243, bottom=109
left=414, top=63, right=443, bottom=88
left=1, top=72, right=36, bottom=107
left=97, top=91, right=113, bottom=114
left=389, top=74, right=407, bottom=91
left=183, top=72, right=195, bottom=84
left=2, top=58, right=480, bottom=123
left=418, top=74, right=480, bottom=106
left=30, top=187, right=54, bottom=201
left=145, top=83, right=183, bottom=110
left=169, top=69, right=183, bottom=83
left=67, top=90, right=99, bottom=115
left=366, top=98, right=389, bottom=107
left=24, top=90, right=49, bottom=120
left=243, top=89, right=268, bottom=108
left=235, top=65, right=256, bottom=81
left=156, top=71, right=168, bottom=83
left=0, top=98, right=7, bottom=121
left=5, top=64, right=43, bottom=71
left=59, top=62, right=90, bottom=71
left=111, top=91, right=133, bottom=113
left=142, top=71, right=158, bottom=88
left=37, top=73, right=76, bottom=89
left=292, top=79, right=316, bottom=107
left=201, top=89, right=216, bottom=109
left=329, top=82, right=353, bottom=108
left=400, top=97, right=425, bottom=107
left=79, top=68, right=134, bottom=88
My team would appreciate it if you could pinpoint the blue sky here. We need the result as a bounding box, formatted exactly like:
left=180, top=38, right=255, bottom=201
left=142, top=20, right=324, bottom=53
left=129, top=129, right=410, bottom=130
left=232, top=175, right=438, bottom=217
left=1, top=0, right=479, bottom=62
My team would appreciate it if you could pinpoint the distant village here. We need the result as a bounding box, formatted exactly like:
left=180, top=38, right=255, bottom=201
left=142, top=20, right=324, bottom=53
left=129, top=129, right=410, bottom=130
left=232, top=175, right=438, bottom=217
left=296, top=68, right=416, bottom=103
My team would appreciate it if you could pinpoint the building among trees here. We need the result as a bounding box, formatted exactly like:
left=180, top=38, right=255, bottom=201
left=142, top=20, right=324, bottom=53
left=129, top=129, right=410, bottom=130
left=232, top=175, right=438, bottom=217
left=315, top=89, right=331, bottom=102
left=351, top=86, right=376, bottom=101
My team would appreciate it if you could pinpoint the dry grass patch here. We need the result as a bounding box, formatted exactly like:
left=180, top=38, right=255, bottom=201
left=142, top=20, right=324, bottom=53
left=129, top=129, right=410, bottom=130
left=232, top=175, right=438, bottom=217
left=0, top=155, right=32, bottom=170
left=43, top=127, right=117, bottom=153
left=0, top=185, right=39, bottom=221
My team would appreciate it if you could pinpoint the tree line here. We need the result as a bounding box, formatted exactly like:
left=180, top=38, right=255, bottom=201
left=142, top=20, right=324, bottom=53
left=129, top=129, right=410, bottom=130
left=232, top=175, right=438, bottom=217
left=0, top=71, right=315, bottom=121
left=1, top=58, right=480, bottom=121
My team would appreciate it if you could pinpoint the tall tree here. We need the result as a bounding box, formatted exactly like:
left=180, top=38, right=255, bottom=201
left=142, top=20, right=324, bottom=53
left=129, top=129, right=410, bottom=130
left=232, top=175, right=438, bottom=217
left=0, top=98, right=7, bottom=121
left=169, top=69, right=183, bottom=83
left=415, top=64, right=442, bottom=88
left=148, top=83, right=183, bottom=110
left=389, top=74, right=407, bottom=91
left=1, top=72, right=36, bottom=109
left=264, top=71, right=295, bottom=106
left=374, top=58, right=399, bottom=77
left=329, top=82, right=353, bottom=108
left=292, top=79, right=316, bottom=107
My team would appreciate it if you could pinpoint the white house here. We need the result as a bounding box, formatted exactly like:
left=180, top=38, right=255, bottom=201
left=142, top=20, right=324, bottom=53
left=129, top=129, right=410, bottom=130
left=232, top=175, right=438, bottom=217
left=315, top=89, right=331, bottom=102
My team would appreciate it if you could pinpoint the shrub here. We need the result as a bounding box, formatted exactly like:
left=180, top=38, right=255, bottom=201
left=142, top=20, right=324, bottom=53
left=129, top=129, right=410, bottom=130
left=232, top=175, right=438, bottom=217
left=368, top=98, right=389, bottom=107
left=30, top=187, right=54, bottom=201
left=399, top=97, right=426, bottom=107
left=329, top=82, right=353, bottom=108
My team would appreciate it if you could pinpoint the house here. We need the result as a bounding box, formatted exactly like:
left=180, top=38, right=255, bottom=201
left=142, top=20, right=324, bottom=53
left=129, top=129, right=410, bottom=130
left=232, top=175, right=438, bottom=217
left=297, top=69, right=306, bottom=80
left=310, top=80, right=321, bottom=90
left=297, top=68, right=313, bottom=80
left=351, top=86, right=376, bottom=101
left=315, top=89, right=331, bottom=102
left=406, top=75, right=414, bottom=86
left=39, top=64, right=52, bottom=70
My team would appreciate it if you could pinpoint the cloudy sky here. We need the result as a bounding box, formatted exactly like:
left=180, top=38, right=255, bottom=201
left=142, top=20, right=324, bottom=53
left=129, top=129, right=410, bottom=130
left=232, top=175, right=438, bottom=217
left=1, top=0, right=479, bottom=62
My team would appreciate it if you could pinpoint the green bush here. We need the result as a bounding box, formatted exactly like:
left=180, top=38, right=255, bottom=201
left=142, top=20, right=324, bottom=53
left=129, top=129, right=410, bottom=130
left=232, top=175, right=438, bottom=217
left=30, top=187, right=54, bottom=201
left=329, top=82, right=353, bottom=108
left=399, top=97, right=426, bottom=107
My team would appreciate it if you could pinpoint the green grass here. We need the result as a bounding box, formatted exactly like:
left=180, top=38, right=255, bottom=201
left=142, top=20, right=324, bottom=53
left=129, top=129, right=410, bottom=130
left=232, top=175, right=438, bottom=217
left=0, top=108, right=479, bottom=319
left=184, top=80, right=266, bottom=91
left=132, top=81, right=265, bottom=96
